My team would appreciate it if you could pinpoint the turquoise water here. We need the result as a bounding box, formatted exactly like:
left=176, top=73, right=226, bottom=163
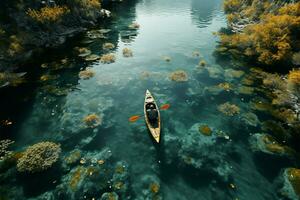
left=0, top=0, right=298, bottom=199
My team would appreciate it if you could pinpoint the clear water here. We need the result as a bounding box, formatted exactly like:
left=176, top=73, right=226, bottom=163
left=0, top=0, right=296, bottom=199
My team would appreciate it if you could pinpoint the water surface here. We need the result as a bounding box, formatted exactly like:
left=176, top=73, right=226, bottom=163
left=0, top=0, right=294, bottom=199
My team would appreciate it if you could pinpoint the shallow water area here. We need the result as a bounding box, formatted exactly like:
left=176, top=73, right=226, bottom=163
left=1, top=0, right=299, bottom=199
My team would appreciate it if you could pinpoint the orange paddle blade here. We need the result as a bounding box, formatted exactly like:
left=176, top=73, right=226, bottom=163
left=129, top=115, right=140, bottom=122
left=160, top=104, right=170, bottom=110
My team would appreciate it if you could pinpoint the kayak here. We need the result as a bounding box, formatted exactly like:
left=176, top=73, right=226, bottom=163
left=144, top=90, right=161, bottom=143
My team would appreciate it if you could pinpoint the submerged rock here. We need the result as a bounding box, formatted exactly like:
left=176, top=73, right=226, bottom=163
left=178, top=123, right=232, bottom=181
left=241, top=112, right=260, bottom=127
left=279, top=168, right=300, bottom=200
left=249, top=133, right=294, bottom=157
left=101, top=192, right=119, bottom=200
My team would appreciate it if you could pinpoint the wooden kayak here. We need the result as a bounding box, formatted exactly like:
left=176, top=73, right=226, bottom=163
left=144, top=90, right=161, bottom=143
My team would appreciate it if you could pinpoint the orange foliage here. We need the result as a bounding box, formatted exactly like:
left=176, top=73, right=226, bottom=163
left=220, top=1, right=300, bottom=65
left=27, top=6, right=70, bottom=23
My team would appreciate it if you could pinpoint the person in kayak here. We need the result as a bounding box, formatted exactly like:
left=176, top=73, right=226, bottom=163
left=146, top=103, right=158, bottom=123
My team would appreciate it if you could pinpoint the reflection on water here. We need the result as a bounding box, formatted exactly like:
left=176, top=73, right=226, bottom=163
left=0, top=0, right=297, bottom=200
left=191, top=0, right=223, bottom=28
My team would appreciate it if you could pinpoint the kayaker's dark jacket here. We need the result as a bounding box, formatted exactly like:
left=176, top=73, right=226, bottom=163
left=147, top=108, right=158, bottom=122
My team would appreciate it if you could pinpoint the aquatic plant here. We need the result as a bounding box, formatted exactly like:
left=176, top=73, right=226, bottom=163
left=241, top=112, right=259, bottom=127
left=225, top=69, right=244, bottom=79
left=287, top=69, right=300, bottom=95
left=84, top=54, right=100, bottom=61
left=285, top=168, right=300, bottom=197
left=100, top=192, right=119, bottom=200
left=271, top=108, right=297, bottom=124
left=288, top=69, right=300, bottom=85
left=69, top=166, right=86, bottom=191
left=292, top=52, right=300, bottom=65
left=199, top=60, right=206, bottom=67
left=17, top=141, right=61, bottom=173
left=103, top=43, right=115, bottom=50
left=262, top=73, right=286, bottom=90
left=100, top=53, right=116, bottom=64
left=76, top=47, right=92, bottom=57
left=249, top=134, right=294, bottom=157
left=150, top=182, right=160, bottom=194
left=0, top=139, right=14, bottom=161
left=128, top=22, right=140, bottom=29
left=75, top=0, right=101, bottom=9
left=7, top=35, right=23, bottom=56
left=237, top=86, right=254, bottom=95
left=27, top=6, right=70, bottom=23
left=64, top=150, right=81, bottom=165
left=83, top=114, right=102, bottom=128
left=218, top=82, right=231, bottom=91
left=122, top=48, right=133, bottom=57
left=79, top=68, right=95, bottom=79
left=169, top=70, right=188, bottom=82
left=218, top=102, right=240, bottom=116
left=198, top=125, right=212, bottom=136
left=241, top=76, right=254, bottom=86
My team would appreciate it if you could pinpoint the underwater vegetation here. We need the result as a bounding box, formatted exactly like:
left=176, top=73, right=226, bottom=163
left=83, top=114, right=102, bottom=128
left=100, top=53, right=116, bottom=64
left=16, top=142, right=61, bottom=173
left=199, top=60, right=206, bottom=67
left=0, top=72, right=26, bottom=88
left=27, top=6, right=70, bottom=23
left=218, top=102, right=240, bottom=116
left=198, top=124, right=212, bottom=136
left=128, top=22, right=140, bottom=29
left=280, top=168, right=300, bottom=199
left=122, top=48, right=133, bottom=57
left=249, top=134, right=294, bottom=157
left=79, top=68, right=95, bottom=79
left=169, top=70, right=188, bottom=82
left=0, top=139, right=14, bottom=161
left=219, top=0, right=300, bottom=66
left=103, top=43, right=115, bottom=51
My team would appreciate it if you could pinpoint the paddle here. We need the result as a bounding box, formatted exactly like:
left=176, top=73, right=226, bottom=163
left=129, top=103, right=170, bottom=123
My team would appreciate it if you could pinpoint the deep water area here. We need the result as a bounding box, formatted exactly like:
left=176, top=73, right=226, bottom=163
left=1, top=0, right=299, bottom=199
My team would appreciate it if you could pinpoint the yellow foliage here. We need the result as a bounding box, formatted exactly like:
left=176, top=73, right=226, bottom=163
left=169, top=70, right=188, bottom=82
left=220, top=1, right=300, bottom=65
left=288, top=69, right=300, bottom=85
left=224, top=0, right=243, bottom=13
left=27, top=6, right=70, bottom=23
left=287, top=168, right=300, bottom=196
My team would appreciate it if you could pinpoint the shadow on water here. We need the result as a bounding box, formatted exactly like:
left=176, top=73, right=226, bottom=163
left=17, top=162, right=64, bottom=198
left=252, top=153, right=294, bottom=182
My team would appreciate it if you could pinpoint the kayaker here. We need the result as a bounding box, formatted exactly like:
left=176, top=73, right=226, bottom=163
left=147, top=104, right=158, bottom=123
